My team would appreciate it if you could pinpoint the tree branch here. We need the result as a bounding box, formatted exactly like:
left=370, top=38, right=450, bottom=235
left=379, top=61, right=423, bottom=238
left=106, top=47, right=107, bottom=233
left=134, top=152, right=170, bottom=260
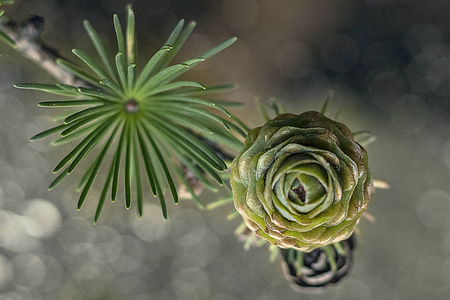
left=0, top=16, right=85, bottom=86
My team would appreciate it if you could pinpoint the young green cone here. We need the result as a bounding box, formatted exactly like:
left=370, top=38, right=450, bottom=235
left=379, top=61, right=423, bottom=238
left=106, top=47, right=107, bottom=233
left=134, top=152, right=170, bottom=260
left=230, top=111, right=372, bottom=251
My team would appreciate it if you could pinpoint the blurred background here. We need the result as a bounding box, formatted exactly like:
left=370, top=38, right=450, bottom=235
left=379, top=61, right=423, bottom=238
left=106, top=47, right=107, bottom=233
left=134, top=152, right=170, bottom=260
left=1, top=0, right=450, bottom=299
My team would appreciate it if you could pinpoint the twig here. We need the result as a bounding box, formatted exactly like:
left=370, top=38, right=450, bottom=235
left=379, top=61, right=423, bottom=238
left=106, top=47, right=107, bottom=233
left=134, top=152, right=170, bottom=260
left=0, top=16, right=85, bottom=86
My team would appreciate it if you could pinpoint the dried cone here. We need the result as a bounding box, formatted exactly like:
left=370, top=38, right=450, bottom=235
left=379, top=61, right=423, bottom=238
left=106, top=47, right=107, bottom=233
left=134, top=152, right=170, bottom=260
left=279, top=234, right=356, bottom=292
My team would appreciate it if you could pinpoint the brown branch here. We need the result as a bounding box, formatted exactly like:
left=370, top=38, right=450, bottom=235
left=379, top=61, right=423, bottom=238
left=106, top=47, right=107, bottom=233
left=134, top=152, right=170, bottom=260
left=0, top=16, right=84, bottom=86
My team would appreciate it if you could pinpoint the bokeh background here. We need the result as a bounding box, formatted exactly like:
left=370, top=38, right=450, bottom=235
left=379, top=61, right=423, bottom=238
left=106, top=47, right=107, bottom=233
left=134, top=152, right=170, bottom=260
left=1, top=0, right=450, bottom=299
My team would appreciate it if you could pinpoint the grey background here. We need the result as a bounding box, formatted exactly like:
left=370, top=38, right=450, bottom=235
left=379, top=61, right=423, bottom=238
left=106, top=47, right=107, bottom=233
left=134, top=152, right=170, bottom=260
left=1, top=0, right=449, bottom=299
